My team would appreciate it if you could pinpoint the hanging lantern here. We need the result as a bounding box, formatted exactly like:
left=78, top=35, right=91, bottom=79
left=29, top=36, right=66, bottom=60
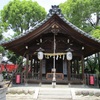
left=66, top=51, right=72, bottom=60
left=38, top=51, right=43, bottom=60
left=65, top=48, right=73, bottom=61
left=36, top=47, right=44, bottom=60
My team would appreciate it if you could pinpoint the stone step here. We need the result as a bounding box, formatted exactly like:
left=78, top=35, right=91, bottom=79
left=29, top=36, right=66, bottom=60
left=39, top=90, right=71, bottom=95
left=38, top=95, right=71, bottom=99
left=37, top=87, right=72, bottom=100
left=37, top=89, right=72, bottom=100
left=39, top=92, right=71, bottom=95
left=40, top=90, right=71, bottom=92
left=37, top=99, right=72, bottom=100
left=38, top=92, right=72, bottom=97
left=40, top=89, right=70, bottom=91
left=39, top=91, right=71, bottom=94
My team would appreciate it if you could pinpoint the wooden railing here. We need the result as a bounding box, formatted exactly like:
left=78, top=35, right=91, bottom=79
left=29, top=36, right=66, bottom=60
left=71, top=74, right=82, bottom=81
left=84, top=74, right=98, bottom=86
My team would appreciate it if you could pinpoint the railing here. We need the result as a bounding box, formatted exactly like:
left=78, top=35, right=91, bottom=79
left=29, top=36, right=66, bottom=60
left=71, top=74, right=82, bottom=81
left=84, top=74, right=99, bottom=87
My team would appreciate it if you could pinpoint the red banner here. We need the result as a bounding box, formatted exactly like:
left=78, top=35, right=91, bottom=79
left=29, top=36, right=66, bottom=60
left=89, top=75, right=94, bottom=85
left=0, top=64, right=18, bottom=73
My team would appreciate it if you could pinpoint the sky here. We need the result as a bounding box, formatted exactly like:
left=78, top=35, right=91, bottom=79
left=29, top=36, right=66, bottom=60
left=0, top=0, right=67, bottom=12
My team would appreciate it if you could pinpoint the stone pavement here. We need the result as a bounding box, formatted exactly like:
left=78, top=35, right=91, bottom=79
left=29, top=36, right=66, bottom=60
left=6, top=84, right=100, bottom=100
left=6, top=86, right=39, bottom=100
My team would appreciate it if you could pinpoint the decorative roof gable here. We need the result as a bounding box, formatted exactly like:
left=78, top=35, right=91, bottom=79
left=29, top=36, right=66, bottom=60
left=0, top=5, right=100, bottom=57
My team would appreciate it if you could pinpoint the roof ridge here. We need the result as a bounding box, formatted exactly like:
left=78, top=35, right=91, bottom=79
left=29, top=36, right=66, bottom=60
left=0, top=5, right=100, bottom=45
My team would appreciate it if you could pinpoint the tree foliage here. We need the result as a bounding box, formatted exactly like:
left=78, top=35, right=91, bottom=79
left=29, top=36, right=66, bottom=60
left=0, top=0, right=46, bottom=35
left=59, top=0, right=100, bottom=74
left=0, top=0, right=47, bottom=63
left=6, top=51, right=22, bottom=64
left=91, top=29, right=100, bottom=39
left=59, top=0, right=100, bottom=33
left=0, top=46, right=4, bottom=53
left=85, top=57, right=99, bottom=74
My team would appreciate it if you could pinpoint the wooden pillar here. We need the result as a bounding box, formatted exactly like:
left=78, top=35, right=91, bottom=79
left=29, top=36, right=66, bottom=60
left=39, top=60, right=42, bottom=84
left=36, top=60, right=38, bottom=77
left=32, top=59, right=35, bottom=78
left=30, top=56, right=33, bottom=77
left=70, top=61, right=72, bottom=73
left=81, top=55, right=85, bottom=84
left=24, top=54, right=29, bottom=84
left=97, top=52, right=100, bottom=72
left=34, top=60, right=36, bottom=79
left=74, top=60, right=76, bottom=74
left=76, top=60, right=79, bottom=74
left=66, top=60, right=68, bottom=78
left=67, top=60, right=71, bottom=82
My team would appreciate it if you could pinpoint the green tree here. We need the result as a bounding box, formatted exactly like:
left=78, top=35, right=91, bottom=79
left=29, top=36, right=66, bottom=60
left=0, top=0, right=46, bottom=35
left=6, top=51, right=22, bottom=64
left=0, top=0, right=46, bottom=64
left=0, top=17, right=4, bottom=53
left=0, top=20, right=3, bottom=40
left=91, top=29, right=100, bottom=39
left=0, top=46, right=4, bottom=53
left=60, top=0, right=100, bottom=75
left=59, top=0, right=100, bottom=33
left=86, top=57, right=99, bottom=74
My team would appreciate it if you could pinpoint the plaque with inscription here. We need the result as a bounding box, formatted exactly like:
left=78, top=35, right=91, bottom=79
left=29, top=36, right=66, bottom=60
left=46, top=73, right=64, bottom=80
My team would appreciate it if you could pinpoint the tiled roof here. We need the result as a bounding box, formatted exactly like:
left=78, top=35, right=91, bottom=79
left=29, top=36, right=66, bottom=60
left=0, top=5, right=100, bottom=45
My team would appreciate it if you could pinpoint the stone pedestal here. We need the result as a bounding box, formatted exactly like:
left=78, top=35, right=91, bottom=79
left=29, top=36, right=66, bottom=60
left=0, top=74, right=7, bottom=100
left=0, top=87, right=7, bottom=100
left=0, top=74, right=3, bottom=82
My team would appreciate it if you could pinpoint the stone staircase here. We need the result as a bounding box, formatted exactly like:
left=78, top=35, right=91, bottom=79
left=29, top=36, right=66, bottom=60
left=37, top=88, right=72, bottom=100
